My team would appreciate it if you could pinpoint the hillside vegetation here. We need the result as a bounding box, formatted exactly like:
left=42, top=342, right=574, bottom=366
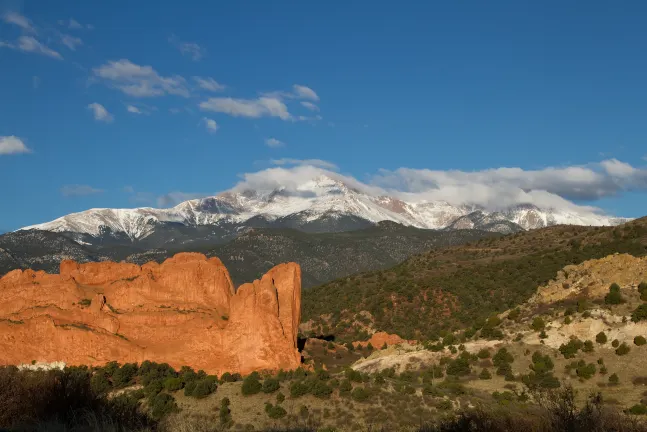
left=0, top=223, right=496, bottom=288
left=302, top=218, right=647, bottom=341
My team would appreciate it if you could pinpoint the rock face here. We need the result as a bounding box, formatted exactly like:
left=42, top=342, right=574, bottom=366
left=531, top=253, right=647, bottom=305
left=0, top=253, right=302, bottom=375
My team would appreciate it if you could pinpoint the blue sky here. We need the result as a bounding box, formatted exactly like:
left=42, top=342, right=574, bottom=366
left=1, top=1, right=646, bottom=232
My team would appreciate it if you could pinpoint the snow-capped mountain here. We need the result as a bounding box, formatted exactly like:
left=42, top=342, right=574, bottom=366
left=20, top=175, right=630, bottom=242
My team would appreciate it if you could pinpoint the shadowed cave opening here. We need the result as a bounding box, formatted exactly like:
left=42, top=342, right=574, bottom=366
left=297, top=334, right=335, bottom=352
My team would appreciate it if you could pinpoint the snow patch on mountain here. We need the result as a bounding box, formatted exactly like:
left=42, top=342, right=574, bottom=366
left=21, top=174, right=631, bottom=239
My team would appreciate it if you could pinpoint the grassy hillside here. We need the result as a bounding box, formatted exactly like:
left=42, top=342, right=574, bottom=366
left=302, top=218, right=647, bottom=341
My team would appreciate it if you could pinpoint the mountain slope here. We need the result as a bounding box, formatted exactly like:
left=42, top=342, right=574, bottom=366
left=20, top=175, right=629, bottom=242
left=301, top=217, right=647, bottom=341
left=0, top=223, right=499, bottom=288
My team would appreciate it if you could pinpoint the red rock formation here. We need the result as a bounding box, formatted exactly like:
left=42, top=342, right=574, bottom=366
left=0, top=253, right=302, bottom=375
left=355, top=331, right=416, bottom=348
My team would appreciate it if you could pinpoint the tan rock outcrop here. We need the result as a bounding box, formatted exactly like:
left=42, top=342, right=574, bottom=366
left=531, top=253, right=647, bottom=304
left=0, top=253, right=302, bottom=375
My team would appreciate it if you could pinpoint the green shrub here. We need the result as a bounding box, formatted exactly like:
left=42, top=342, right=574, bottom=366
left=477, top=348, right=491, bottom=359
left=190, top=377, right=218, bottom=398
left=310, top=380, right=333, bottom=398
left=627, top=404, right=647, bottom=415
left=507, top=308, right=520, bottom=321
left=582, top=340, right=594, bottom=352
left=339, top=379, right=352, bottom=395
left=163, top=377, right=183, bottom=392
left=531, top=317, right=545, bottom=332
left=112, top=363, right=138, bottom=388
left=264, top=403, right=287, bottom=419
left=493, top=347, right=514, bottom=367
left=261, top=377, right=280, bottom=394
left=564, top=316, right=572, bottom=325
left=479, top=369, right=492, bottom=380
left=612, top=339, right=620, bottom=348
left=615, top=342, right=631, bottom=356
left=184, top=381, right=196, bottom=396
left=639, top=282, right=647, bottom=301
left=446, top=356, right=471, bottom=377
left=90, top=371, right=111, bottom=395
left=143, top=379, right=163, bottom=398
left=241, top=374, right=261, bottom=396
left=289, top=381, right=310, bottom=398
left=605, top=283, right=624, bottom=305
left=149, top=393, right=178, bottom=420
left=634, top=335, right=647, bottom=346
left=522, top=352, right=560, bottom=390
left=351, top=387, right=370, bottom=402
left=576, top=363, right=596, bottom=380
left=345, top=368, right=363, bottom=383
left=276, top=392, right=285, bottom=403
left=609, top=373, right=620, bottom=385
left=559, top=338, right=584, bottom=359
left=219, top=397, right=231, bottom=424
left=632, top=304, right=647, bottom=322
left=596, top=332, right=607, bottom=344
left=219, top=372, right=241, bottom=383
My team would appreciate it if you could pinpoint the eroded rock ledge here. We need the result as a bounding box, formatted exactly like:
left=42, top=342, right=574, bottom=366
left=0, top=253, right=301, bottom=375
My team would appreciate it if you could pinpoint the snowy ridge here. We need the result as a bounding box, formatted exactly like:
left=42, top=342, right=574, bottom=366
left=21, top=174, right=631, bottom=239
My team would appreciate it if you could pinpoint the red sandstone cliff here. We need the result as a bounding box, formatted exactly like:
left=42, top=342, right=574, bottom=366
left=0, top=253, right=302, bottom=375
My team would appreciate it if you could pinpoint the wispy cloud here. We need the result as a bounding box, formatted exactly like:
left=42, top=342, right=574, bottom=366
left=0, top=136, right=32, bottom=155
left=32, top=76, right=40, bottom=89
left=60, top=184, right=103, bottom=197
left=169, top=34, right=205, bottom=61
left=292, top=85, right=319, bottom=101
left=93, top=59, right=189, bottom=97
left=199, top=96, right=290, bottom=120
left=58, top=18, right=92, bottom=30
left=1, top=36, right=63, bottom=59
left=265, top=138, right=285, bottom=148
left=60, top=34, right=82, bottom=50
left=269, top=158, right=338, bottom=170
left=2, top=12, right=36, bottom=33
left=301, top=101, right=319, bottom=111
left=87, top=103, right=114, bottom=122
left=202, top=117, right=218, bottom=133
left=193, top=76, right=225, bottom=92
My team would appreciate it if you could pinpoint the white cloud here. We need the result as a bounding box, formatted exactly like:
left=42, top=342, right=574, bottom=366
left=269, top=158, right=338, bottom=170
left=265, top=138, right=285, bottom=148
left=2, top=12, right=36, bottom=33
left=58, top=18, right=91, bottom=30
left=230, top=158, right=647, bottom=216
left=301, top=101, right=319, bottom=111
left=127, top=105, right=142, bottom=114
left=292, top=85, right=319, bottom=101
left=169, top=35, right=205, bottom=61
left=193, top=76, right=225, bottom=92
left=87, top=103, right=114, bottom=122
left=60, top=184, right=103, bottom=197
left=60, top=34, right=82, bottom=50
left=93, top=59, right=189, bottom=97
left=15, top=36, right=62, bottom=59
left=202, top=117, right=218, bottom=133
left=32, top=76, right=40, bottom=89
left=199, top=96, right=291, bottom=120
left=0, top=136, right=31, bottom=155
